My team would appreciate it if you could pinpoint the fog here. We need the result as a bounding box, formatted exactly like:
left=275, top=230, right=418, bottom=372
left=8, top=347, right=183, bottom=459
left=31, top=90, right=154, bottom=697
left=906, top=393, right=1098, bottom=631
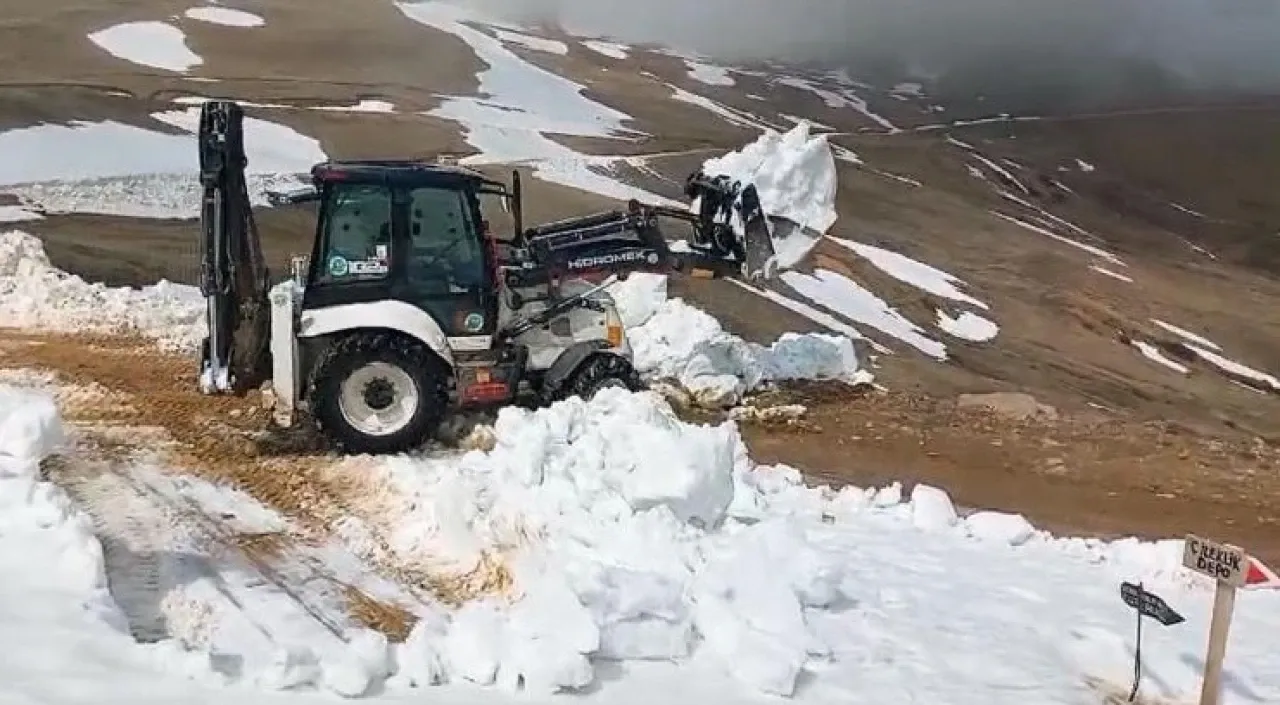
left=458, top=0, right=1280, bottom=111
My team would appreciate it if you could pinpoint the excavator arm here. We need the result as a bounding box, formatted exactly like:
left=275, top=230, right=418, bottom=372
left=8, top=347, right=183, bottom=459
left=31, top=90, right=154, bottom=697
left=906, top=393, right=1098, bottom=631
left=197, top=100, right=271, bottom=395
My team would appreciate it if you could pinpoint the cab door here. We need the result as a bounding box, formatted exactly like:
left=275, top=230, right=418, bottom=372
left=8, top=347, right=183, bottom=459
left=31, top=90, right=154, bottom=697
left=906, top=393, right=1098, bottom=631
left=395, top=184, right=498, bottom=341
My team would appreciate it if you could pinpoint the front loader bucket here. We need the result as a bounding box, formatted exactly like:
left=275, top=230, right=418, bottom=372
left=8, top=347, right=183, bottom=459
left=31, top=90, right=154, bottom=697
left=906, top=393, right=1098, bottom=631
left=735, top=184, right=826, bottom=282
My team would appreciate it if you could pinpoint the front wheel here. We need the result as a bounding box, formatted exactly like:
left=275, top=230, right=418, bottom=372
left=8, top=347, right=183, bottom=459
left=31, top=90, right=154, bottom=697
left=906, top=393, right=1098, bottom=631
left=309, top=333, right=448, bottom=454
left=551, top=352, right=644, bottom=403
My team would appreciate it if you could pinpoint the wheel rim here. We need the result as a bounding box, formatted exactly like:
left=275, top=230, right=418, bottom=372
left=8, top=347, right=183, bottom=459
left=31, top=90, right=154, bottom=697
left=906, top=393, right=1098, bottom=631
left=338, top=362, right=420, bottom=438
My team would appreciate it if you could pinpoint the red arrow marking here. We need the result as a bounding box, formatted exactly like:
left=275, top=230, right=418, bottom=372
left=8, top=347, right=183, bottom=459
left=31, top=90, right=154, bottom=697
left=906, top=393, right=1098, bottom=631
left=1244, top=556, right=1280, bottom=589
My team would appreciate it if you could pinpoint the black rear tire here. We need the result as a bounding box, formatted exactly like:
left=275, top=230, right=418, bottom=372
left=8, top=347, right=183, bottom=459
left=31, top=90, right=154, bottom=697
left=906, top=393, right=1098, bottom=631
left=552, top=352, right=644, bottom=403
left=309, top=332, right=449, bottom=454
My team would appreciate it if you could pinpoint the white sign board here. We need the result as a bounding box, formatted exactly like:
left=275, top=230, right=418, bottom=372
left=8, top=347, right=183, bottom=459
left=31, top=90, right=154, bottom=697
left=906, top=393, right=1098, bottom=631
left=1183, top=534, right=1247, bottom=587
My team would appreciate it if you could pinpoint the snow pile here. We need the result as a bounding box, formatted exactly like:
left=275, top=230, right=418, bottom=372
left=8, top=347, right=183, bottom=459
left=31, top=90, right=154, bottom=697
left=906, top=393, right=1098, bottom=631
left=358, top=390, right=1280, bottom=702
left=372, top=390, right=852, bottom=695
left=0, top=231, right=205, bottom=349
left=608, top=273, right=868, bottom=406
left=87, top=21, right=203, bottom=73
left=701, top=123, right=838, bottom=270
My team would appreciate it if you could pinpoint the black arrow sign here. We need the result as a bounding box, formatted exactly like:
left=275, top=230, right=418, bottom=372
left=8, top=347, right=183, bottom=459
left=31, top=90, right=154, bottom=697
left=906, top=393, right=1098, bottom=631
left=1120, top=581, right=1185, bottom=626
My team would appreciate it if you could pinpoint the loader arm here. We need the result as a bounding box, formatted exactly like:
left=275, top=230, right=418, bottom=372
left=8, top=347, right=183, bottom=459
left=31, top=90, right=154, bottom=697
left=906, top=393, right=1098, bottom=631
left=510, top=170, right=775, bottom=287
left=198, top=100, right=271, bottom=394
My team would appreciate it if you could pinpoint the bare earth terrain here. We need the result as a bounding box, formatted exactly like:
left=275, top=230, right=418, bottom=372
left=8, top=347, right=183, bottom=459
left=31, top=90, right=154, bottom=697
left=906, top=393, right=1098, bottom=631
left=4, top=0, right=1280, bottom=571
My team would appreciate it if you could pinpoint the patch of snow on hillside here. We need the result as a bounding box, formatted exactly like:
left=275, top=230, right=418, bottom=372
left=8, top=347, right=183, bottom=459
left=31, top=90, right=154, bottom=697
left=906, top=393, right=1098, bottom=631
left=936, top=310, right=999, bottom=342
left=1186, top=346, right=1280, bottom=392
left=1151, top=319, right=1220, bottom=351
left=581, top=39, right=629, bottom=59
left=994, top=212, right=1124, bottom=267
left=781, top=268, right=946, bottom=359
left=1076, top=158, right=1096, bottom=172
left=685, top=59, right=735, bottom=86
left=152, top=107, right=325, bottom=174
left=399, top=2, right=632, bottom=142
left=702, top=123, right=837, bottom=270
left=314, top=100, right=397, bottom=113
left=88, top=21, right=203, bottom=73
left=1090, top=265, right=1133, bottom=283
left=0, top=231, right=205, bottom=350
left=1170, top=202, right=1206, bottom=218
left=184, top=6, right=265, bottom=27
left=397, top=2, right=678, bottom=204
left=890, top=82, right=924, bottom=98
left=0, top=121, right=193, bottom=186
left=773, top=76, right=898, bottom=133
left=971, top=153, right=1028, bottom=194
left=494, top=29, right=568, bottom=55
left=669, top=86, right=770, bottom=130
left=1132, top=341, right=1189, bottom=374
left=727, top=279, right=891, bottom=354
left=830, top=237, right=988, bottom=310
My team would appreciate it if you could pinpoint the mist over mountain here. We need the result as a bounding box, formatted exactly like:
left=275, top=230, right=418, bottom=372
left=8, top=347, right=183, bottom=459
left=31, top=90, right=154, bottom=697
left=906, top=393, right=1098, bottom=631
left=455, top=0, right=1280, bottom=112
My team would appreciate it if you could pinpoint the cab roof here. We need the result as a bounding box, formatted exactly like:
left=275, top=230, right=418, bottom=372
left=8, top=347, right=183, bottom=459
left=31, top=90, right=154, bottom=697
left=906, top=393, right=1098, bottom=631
left=310, top=159, right=507, bottom=190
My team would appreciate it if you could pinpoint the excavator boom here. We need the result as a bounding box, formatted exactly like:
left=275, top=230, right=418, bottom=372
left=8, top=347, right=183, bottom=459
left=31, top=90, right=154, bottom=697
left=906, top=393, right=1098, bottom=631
left=197, top=100, right=271, bottom=394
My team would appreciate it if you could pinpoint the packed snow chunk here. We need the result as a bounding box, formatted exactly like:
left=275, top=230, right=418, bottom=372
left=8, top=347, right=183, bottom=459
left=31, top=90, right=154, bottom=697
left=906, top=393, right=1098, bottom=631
left=936, top=309, right=999, bottom=342
left=702, top=123, right=838, bottom=270
left=910, top=484, right=958, bottom=531
left=88, top=21, right=203, bottom=73
left=0, top=385, right=65, bottom=466
left=397, top=609, right=449, bottom=686
left=574, top=564, right=694, bottom=661
left=625, top=295, right=865, bottom=406
left=965, top=511, right=1037, bottom=546
left=693, top=519, right=846, bottom=696
left=442, top=600, right=508, bottom=686
left=0, top=231, right=205, bottom=350
left=184, top=6, right=266, bottom=28
left=500, top=572, right=598, bottom=693
left=607, top=272, right=668, bottom=328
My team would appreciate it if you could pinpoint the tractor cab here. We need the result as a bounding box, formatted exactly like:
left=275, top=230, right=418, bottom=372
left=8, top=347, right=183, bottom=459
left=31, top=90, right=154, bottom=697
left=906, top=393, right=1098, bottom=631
left=300, top=160, right=520, bottom=339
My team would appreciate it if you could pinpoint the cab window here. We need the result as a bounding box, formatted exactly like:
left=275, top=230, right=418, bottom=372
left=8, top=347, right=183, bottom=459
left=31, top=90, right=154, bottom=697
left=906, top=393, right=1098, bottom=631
left=316, top=183, right=392, bottom=284
left=406, top=186, right=487, bottom=293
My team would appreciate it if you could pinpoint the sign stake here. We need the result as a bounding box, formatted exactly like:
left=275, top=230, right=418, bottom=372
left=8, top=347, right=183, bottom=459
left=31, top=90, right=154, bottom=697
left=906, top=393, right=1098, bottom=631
left=1129, top=582, right=1144, bottom=702
left=1198, top=579, right=1237, bottom=705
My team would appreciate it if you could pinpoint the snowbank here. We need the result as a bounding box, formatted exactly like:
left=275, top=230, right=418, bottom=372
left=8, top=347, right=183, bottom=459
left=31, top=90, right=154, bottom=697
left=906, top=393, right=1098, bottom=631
left=355, top=392, right=1280, bottom=702
left=608, top=273, right=869, bottom=406
left=0, top=230, right=205, bottom=350
left=702, top=123, right=838, bottom=270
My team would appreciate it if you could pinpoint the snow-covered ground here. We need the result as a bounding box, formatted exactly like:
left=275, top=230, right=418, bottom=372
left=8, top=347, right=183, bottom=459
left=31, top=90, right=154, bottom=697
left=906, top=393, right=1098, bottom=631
left=3, top=378, right=1279, bottom=704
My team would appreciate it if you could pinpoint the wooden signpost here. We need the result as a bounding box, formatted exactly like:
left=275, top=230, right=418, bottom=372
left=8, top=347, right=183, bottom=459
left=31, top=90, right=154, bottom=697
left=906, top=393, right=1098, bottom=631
left=1181, top=534, right=1280, bottom=705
